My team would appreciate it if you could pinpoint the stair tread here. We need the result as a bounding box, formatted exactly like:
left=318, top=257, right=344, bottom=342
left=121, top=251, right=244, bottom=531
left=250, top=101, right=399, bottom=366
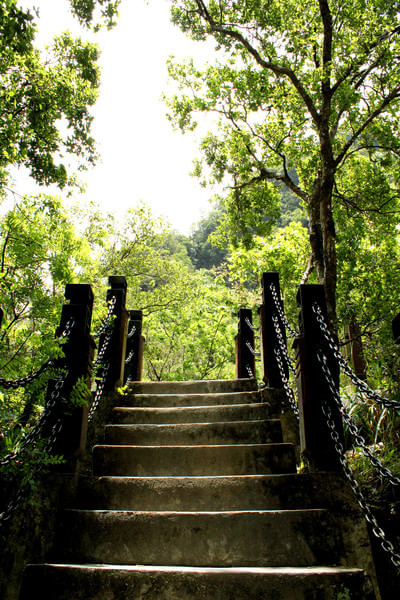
left=28, top=563, right=368, bottom=575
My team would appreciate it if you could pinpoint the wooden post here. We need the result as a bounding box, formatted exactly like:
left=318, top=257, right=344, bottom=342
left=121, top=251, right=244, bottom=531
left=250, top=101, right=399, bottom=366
left=124, top=309, right=144, bottom=383
left=47, top=283, right=95, bottom=471
left=293, top=284, right=343, bottom=472
left=0, top=307, right=3, bottom=329
left=392, top=311, right=400, bottom=345
left=348, top=316, right=367, bottom=380
left=235, top=308, right=255, bottom=379
left=259, top=272, right=287, bottom=388
left=102, top=275, right=128, bottom=391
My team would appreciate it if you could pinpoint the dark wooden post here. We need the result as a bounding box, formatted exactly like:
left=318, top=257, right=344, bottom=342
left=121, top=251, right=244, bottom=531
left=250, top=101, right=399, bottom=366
left=102, top=275, right=128, bottom=391
left=259, top=272, right=287, bottom=388
left=0, top=307, right=3, bottom=329
left=293, top=284, right=343, bottom=472
left=392, top=311, right=400, bottom=345
left=48, top=283, right=95, bottom=470
left=348, top=316, right=367, bottom=380
left=124, top=309, right=144, bottom=384
left=235, top=308, right=256, bottom=379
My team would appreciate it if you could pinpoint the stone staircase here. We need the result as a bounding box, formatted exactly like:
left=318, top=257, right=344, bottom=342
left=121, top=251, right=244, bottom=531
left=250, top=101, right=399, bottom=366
left=19, top=378, right=379, bottom=599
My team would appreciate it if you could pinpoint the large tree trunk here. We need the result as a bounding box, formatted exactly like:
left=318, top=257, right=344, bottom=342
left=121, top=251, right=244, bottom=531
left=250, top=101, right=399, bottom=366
left=308, top=169, right=337, bottom=333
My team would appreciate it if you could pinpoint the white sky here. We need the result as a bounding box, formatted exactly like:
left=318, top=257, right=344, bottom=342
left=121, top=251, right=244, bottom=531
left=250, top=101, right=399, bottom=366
left=13, top=0, right=218, bottom=233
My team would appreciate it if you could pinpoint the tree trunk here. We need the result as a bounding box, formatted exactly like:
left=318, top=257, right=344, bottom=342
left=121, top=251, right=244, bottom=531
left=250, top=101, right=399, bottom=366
left=307, top=169, right=337, bottom=333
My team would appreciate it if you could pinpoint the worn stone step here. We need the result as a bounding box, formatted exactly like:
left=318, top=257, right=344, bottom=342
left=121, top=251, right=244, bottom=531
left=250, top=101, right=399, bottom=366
left=104, top=420, right=283, bottom=446
left=122, top=390, right=262, bottom=408
left=53, top=509, right=341, bottom=567
left=128, top=378, right=258, bottom=395
left=93, top=443, right=297, bottom=477
left=76, top=473, right=335, bottom=512
left=19, top=564, right=377, bottom=600
left=113, top=402, right=272, bottom=424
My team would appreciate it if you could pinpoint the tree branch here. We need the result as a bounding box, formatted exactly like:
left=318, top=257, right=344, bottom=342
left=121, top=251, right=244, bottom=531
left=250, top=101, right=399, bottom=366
left=194, top=0, right=320, bottom=126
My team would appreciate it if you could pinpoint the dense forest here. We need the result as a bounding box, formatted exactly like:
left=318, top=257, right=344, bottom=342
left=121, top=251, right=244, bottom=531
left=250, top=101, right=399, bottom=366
left=0, top=1, right=400, bottom=592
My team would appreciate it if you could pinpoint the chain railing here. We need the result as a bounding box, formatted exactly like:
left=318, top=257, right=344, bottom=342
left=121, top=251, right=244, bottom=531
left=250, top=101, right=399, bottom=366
left=0, top=319, right=76, bottom=528
left=320, top=364, right=400, bottom=569
left=270, top=282, right=299, bottom=338
left=317, top=350, right=400, bottom=488
left=88, top=301, right=115, bottom=423
left=93, top=295, right=117, bottom=339
left=272, top=314, right=299, bottom=419
left=312, top=302, right=400, bottom=413
left=0, top=318, right=75, bottom=469
left=307, top=299, right=400, bottom=567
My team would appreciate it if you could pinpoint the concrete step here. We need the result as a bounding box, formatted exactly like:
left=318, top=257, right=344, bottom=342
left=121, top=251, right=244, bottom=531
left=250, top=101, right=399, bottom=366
left=113, top=402, right=272, bottom=424
left=127, top=378, right=258, bottom=395
left=19, top=564, right=377, bottom=600
left=93, top=443, right=297, bottom=477
left=122, top=390, right=262, bottom=407
left=104, top=420, right=283, bottom=446
left=76, top=473, right=336, bottom=512
left=53, top=509, right=341, bottom=567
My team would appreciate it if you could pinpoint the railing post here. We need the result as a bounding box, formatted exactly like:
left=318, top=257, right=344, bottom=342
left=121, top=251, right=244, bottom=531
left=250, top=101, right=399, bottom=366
left=392, top=311, right=400, bottom=345
left=48, top=283, right=95, bottom=470
left=102, top=275, right=128, bottom=391
left=293, top=284, right=343, bottom=472
left=235, top=308, right=255, bottom=379
left=259, top=272, right=287, bottom=388
left=124, top=309, right=144, bottom=383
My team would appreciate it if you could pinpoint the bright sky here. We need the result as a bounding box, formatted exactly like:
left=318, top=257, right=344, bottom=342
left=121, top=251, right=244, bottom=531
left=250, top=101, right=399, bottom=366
left=14, top=0, right=217, bottom=233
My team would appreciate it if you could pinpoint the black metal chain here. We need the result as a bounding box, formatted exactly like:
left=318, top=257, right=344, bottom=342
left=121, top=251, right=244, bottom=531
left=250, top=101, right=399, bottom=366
left=272, top=314, right=297, bottom=377
left=270, top=283, right=298, bottom=338
left=0, top=334, right=73, bottom=529
left=312, top=303, right=400, bottom=413
left=0, top=319, right=75, bottom=469
left=125, top=350, right=134, bottom=365
left=321, top=393, right=400, bottom=568
left=88, top=297, right=117, bottom=422
left=0, top=359, right=54, bottom=390
left=317, top=350, right=400, bottom=488
left=245, top=317, right=260, bottom=332
left=88, top=361, right=110, bottom=423
left=93, top=296, right=117, bottom=339
left=246, top=365, right=254, bottom=378
left=127, top=324, right=137, bottom=338
left=245, top=340, right=261, bottom=357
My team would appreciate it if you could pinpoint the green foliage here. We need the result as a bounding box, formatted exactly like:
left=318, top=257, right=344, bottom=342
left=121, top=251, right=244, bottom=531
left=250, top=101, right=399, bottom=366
left=144, top=270, right=237, bottom=381
left=0, top=0, right=100, bottom=193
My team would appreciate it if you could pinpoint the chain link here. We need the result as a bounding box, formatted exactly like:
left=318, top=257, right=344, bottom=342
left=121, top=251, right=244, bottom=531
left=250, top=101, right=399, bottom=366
left=125, top=350, right=134, bottom=365
left=0, top=359, right=54, bottom=390
left=312, top=303, right=400, bottom=412
left=0, top=361, right=71, bottom=528
left=245, top=317, right=260, bottom=332
left=321, top=394, right=400, bottom=568
left=127, top=324, right=137, bottom=338
left=93, top=296, right=117, bottom=339
left=246, top=365, right=254, bottom=378
left=0, top=318, right=75, bottom=390
left=270, top=283, right=298, bottom=338
left=245, top=340, right=261, bottom=357
left=88, top=361, right=110, bottom=423
left=272, top=315, right=297, bottom=377
left=0, top=319, right=75, bottom=469
left=317, top=350, right=400, bottom=488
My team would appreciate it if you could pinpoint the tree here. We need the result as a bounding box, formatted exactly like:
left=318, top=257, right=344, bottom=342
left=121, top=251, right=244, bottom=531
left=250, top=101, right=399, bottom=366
left=167, top=0, right=400, bottom=327
left=0, top=0, right=110, bottom=195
